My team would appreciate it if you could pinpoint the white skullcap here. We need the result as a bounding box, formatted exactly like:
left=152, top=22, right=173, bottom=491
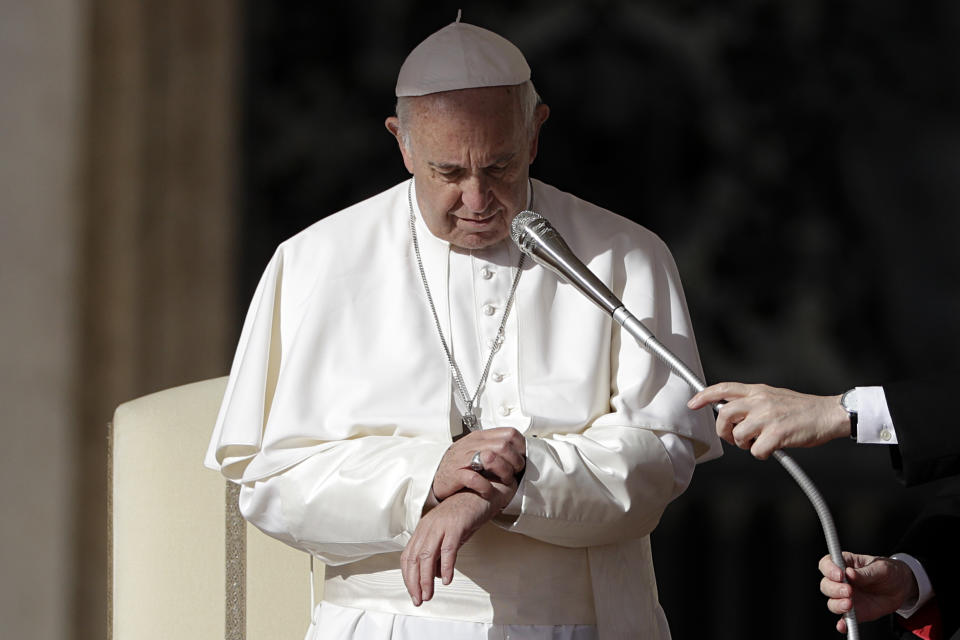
left=395, top=11, right=531, bottom=97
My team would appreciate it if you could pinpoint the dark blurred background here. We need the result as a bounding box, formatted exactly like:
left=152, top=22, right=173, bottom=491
left=3, top=1, right=957, bottom=638
left=240, top=2, right=959, bottom=639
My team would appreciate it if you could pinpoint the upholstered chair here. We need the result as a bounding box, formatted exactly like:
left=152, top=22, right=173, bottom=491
left=108, top=377, right=321, bottom=639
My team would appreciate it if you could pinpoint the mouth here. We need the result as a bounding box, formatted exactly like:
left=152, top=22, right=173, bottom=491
left=455, top=211, right=500, bottom=228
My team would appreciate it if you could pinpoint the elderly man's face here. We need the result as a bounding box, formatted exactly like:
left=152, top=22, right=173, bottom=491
left=386, top=86, right=549, bottom=250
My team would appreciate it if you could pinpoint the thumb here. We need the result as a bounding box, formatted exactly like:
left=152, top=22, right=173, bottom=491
left=847, top=561, right=887, bottom=587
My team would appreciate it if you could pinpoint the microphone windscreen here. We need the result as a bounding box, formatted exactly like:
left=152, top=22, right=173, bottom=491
left=510, top=210, right=548, bottom=250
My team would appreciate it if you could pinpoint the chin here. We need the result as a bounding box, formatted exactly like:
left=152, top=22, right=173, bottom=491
left=451, top=230, right=509, bottom=250
left=448, top=219, right=509, bottom=250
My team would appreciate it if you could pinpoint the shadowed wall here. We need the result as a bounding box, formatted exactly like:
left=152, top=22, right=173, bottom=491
left=0, top=1, right=84, bottom=637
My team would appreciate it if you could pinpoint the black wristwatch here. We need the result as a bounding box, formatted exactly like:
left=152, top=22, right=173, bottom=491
left=840, top=388, right=859, bottom=440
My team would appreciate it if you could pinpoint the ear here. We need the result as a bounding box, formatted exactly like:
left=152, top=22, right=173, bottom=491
left=385, top=117, right=415, bottom=174
left=527, top=103, right=550, bottom=164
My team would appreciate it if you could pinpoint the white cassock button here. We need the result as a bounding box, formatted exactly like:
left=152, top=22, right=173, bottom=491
left=491, top=372, right=504, bottom=383
left=480, top=267, right=494, bottom=280
left=483, top=304, right=496, bottom=316
left=499, top=406, right=511, bottom=416
left=880, top=428, right=892, bottom=442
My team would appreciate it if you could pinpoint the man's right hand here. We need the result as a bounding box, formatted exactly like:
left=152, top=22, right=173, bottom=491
left=688, top=382, right=850, bottom=459
left=819, top=552, right=920, bottom=634
left=431, top=427, right=526, bottom=502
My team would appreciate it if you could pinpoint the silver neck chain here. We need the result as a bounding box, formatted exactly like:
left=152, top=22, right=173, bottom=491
left=407, top=179, right=527, bottom=435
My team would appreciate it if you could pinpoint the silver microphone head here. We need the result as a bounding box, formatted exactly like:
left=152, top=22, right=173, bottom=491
left=510, top=209, right=624, bottom=316
left=510, top=210, right=556, bottom=255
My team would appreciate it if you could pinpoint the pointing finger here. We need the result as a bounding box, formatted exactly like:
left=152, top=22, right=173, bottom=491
left=688, top=382, right=751, bottom=409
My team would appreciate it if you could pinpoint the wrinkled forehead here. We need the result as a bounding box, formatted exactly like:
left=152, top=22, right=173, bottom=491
left=406, top=85, right=526, bottom=127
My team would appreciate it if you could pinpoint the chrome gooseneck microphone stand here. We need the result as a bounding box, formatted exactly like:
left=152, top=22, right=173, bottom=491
left=511, top=210, right=859, bottom=640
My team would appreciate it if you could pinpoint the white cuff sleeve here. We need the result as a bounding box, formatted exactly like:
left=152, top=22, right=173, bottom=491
left=890, top=553, right=934, bottom=618
left=500, top=432, right=695, bottom=517
left=855, top=386, right=898, bottom=445
left=501, top=491, right=523, bottom=515
left=660, top=432, right=696, bottom=500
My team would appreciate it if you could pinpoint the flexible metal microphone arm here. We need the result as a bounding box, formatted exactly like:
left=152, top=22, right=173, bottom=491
left=511, top=211, right=859, bottom=640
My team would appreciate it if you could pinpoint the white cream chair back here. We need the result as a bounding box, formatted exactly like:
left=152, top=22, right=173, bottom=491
left=109, top=377, right=320, bottom=639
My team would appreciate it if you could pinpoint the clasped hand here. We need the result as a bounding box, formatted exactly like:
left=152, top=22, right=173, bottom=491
left=400, top=427, right=525, bottom=606
left=432, top=427, right=526, bottom=500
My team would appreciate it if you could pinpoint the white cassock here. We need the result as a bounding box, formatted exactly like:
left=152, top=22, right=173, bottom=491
left=205, top=178, right=722, bottom=639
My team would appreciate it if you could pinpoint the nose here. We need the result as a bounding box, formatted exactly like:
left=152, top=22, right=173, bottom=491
left=460, top=175, right=492, bottom=213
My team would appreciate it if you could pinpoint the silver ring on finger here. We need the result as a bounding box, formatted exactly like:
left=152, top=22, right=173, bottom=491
left=470, top=451, right=484, bottom=472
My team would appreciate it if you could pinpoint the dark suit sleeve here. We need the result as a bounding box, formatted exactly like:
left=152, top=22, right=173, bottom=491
left=883, top=379, right=960, bottom=486
left=893, top=477, right=960, bottom=640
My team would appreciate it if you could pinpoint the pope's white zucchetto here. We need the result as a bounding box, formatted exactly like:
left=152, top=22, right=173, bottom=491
left=395, top=14, right=531, bottom=97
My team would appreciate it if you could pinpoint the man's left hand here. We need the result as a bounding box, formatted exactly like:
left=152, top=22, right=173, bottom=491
left=432, top=427, right=526, bottom=501
left=819, top=552, right=919, bottom=634
left=400, top=481, right=516, bottom=606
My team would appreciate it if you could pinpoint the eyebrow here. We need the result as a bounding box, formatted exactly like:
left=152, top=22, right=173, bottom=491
left=427, top=161, right=461, bottom=171
left=428, top=153, right=516, bottom=171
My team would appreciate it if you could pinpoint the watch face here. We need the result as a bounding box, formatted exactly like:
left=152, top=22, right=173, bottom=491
left=841, top=388, right=859, bottom=413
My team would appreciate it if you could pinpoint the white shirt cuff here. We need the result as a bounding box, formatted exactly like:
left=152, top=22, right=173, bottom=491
left=855, top=386, right=898, bottom=445
left=890, top=553, right=934, bottom=618
left=500, top=432, right=696, bottom=517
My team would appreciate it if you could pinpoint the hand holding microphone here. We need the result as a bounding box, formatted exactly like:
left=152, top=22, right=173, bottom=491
left=510, top=209, right=861, bottom=640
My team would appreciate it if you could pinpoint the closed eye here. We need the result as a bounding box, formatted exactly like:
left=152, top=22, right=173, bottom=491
left=429, top=163, right=463, bottom=180
left=485, top=153, right=515, bottom=174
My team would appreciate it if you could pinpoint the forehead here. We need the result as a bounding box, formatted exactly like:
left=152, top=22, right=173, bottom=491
left=408, top=86, right=526, bottom=141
